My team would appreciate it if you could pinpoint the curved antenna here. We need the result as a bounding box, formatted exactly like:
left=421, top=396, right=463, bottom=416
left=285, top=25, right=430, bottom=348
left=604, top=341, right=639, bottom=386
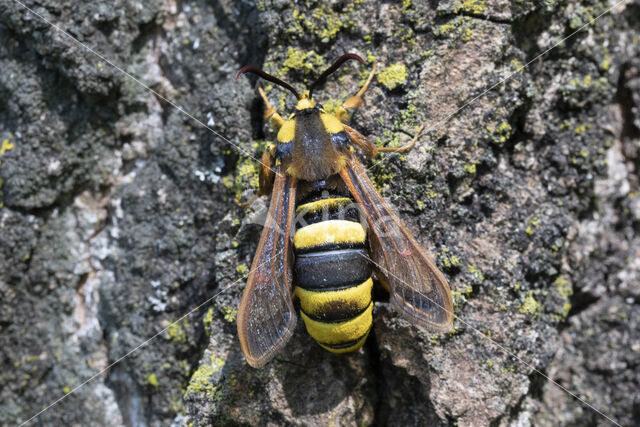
left=236, top=66, right=300, bottom=100
left=308, top=53, right=366, bottom=99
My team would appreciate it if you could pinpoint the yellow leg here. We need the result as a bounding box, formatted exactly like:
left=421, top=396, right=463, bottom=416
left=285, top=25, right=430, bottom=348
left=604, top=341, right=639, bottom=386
left=336, top=62, right=377, bottom=122
left=234, top=193, right=259, bottom=208
left=258, top=87, right=284, bottom=129
left=344, top=123, right=425, bottom=159
left=376, top=124, right=426, bottom=153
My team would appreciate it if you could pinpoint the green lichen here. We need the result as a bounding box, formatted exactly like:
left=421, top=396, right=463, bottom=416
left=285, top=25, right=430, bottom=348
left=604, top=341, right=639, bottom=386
left=373, top=168, right=396, bottom=192
left=375, top=129, right=402, bottom=150
left=398, top=104, right=419, bottom=127
left=378, top=64, right=408, bottom=91
left=519, top=291, right=541, bottom=316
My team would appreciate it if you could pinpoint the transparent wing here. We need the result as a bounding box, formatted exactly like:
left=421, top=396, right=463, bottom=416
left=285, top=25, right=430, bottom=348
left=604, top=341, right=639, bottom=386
left=340, top=157, right=454, bottom=330
left=237, top=169, right=297, bottom=367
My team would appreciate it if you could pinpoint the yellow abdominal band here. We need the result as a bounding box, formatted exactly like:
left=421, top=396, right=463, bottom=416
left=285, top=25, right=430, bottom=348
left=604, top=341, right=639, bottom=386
left=293, top=198, right=373, bottom=354
left=294, top=220, right=366, bottom=250
left=296, top=197, right=353, bottom=216
left=296, top=278, right=373, bottom=318
left=300, top=301, right=373, bottom=353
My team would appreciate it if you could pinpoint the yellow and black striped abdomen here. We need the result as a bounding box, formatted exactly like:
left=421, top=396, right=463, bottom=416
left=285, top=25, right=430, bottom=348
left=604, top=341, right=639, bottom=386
left=293, top=196, right=373, bottom=353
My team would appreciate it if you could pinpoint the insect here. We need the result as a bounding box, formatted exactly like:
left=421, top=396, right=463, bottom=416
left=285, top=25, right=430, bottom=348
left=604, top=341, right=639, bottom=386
left=236, top=54, right=454, bottom=368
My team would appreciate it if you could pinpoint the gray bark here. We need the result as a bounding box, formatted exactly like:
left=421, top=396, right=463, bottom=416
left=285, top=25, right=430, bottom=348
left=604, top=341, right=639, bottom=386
left=0, top=0, right=638, bottom=426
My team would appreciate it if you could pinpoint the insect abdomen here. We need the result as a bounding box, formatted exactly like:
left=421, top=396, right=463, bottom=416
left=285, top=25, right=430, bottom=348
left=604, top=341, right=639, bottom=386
left=293, top=196, right=373, bottom=353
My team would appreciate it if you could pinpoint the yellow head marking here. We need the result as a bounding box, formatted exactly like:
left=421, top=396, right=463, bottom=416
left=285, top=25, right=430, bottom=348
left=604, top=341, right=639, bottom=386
left=295, top=95, right=316, bottom=111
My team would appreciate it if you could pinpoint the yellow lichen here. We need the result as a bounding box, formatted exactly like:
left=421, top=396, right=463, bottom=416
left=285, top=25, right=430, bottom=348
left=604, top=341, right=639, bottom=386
left=463, top=163, right=476, bottom=174
left=282, top=47, right=326, bottom=77
left=553, top=276, right=573, bottom=318
left=373, top=170, right=395, bottom=192
left=236, top=263, right=248, bottom=276
left=467, top=264, right=484, bottom=281
left=519, top=291, right=541, bottom=316
left=377, top=64, right=408, bottom=90
left=220, top=306, right=238, bottom=323
left=0, top=139, right=14, bottom=155
left=439, top=247, right=461, bottom=268
left=146, top=373, right=159, bottom=387
left=436, top=23, right=456, bottom=35
left=425, top=189, right=439, bottom=199
left=165, top=320, right=188, bottom=344
left=454, top=0, right=486, bottom=14
left=486, top=121, right=513, bottom=145
left=203, top=307, right=214, bottom=334
left=451, top=284, right=472, bottom=307
left=185, top=355, right=226, bottom=398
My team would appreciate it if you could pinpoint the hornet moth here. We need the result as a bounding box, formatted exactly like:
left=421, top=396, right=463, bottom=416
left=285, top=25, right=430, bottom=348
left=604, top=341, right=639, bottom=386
left=236, top=54, right=454, bottom=368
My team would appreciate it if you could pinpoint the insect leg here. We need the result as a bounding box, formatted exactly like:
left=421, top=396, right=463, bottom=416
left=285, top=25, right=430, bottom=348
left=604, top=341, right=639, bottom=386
left=376, top=123, right=426, bottom=153
left=234, top=145, right=275, bottom=207
left=258, top=145, right=275, bottom=196
left=336, top=62, right=377, bottom=123
left=343, top=124, right=378, bottom=158
left=344, top=123, right=426, bottom=158
left=258, top=87, right=285, bottom=129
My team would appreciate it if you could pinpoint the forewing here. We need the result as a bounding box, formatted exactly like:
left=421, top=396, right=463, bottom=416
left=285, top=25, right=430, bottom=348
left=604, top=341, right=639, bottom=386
left=237, top=169, right=297, bottom=367
left=340, top=157, right=454, bottom=330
